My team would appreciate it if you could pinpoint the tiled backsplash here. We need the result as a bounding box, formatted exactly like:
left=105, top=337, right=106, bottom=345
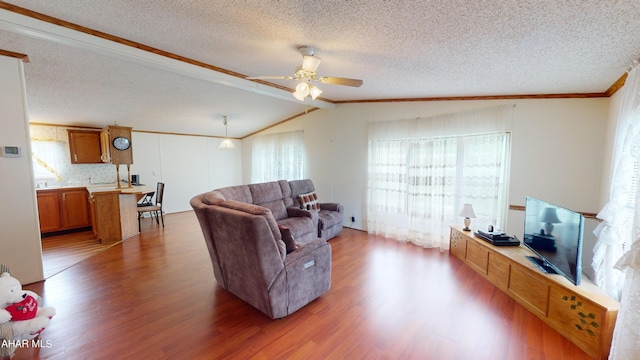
left=30, top=124, right=117, bottom=186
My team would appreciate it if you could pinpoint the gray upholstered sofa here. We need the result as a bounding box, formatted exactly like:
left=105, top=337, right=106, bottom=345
left=190, top=180, right=333, bottom=318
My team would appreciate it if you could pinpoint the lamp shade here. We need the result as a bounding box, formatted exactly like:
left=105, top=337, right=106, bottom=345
left=219, top=139, right=235, bottom=149
left=540, top=207, right=561, bottom=224
left=459, top=203, right=476, bottom=218
left=293, top=82, right=310, bottom=101
left=309, top=85, right=323, bottom=99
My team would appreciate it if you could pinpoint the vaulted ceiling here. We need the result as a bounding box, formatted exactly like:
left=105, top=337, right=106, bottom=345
left=1, top=1, right=639, bottom=138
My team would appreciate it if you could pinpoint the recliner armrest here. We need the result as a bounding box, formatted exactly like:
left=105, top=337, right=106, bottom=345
left=287, top=207, right=319, bottom=222
left=319, top=203, right=343, bottom=213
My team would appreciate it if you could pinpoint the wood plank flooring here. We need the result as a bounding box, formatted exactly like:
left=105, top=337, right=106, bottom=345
left=41, top=229, right=114, bottom=279
left=16, top=211, right=592, bottom=360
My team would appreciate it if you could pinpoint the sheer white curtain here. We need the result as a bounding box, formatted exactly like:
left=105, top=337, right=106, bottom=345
left=31, top=137, right=65, bottom=181
left=251, top=130, right=304, bottom=183
left=595, top=62, right=640, bottom=359
left=609, top=239, right=640, bottom=359
left=367, top=105, right=512, bottom=249
left=593, top=62, right=640, bottom=300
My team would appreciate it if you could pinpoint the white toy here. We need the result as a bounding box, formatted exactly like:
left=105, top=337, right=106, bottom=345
left=0, top=272, right=55, bottom=340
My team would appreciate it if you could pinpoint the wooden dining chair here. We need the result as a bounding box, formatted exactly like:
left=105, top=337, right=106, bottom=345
left=137, top=182, right=165, bottom=232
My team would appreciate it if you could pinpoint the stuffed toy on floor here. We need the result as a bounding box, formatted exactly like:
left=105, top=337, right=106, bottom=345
left=0, top=272, right=55, bottom=340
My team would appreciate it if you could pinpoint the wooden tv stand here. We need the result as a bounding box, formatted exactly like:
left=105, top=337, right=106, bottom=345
left=449, top=226, right=618, bottom=359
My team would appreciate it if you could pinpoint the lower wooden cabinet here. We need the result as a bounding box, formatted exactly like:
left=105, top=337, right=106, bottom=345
left=36, top=191, right=62, bottom=232
left=449, top=226, right=618, bottom=360
left=36, top=187, right=91, bottom=233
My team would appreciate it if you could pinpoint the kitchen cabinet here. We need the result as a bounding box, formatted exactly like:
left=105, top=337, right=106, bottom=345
left=62, top=189, right=91, bottom=228
left=37, top=187, right=91, bottom=233
left=68, top=130, right=102, bottom=164
left=36, top=191, right=62, bottom=232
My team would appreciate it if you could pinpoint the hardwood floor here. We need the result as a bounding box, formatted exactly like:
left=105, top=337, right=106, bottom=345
left=16, top=211, right=592, bottom=360
left=41, top=229, right=114, bottom=279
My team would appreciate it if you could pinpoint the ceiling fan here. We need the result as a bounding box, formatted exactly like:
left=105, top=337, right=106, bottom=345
left=247, top=46, right=363, bottom=101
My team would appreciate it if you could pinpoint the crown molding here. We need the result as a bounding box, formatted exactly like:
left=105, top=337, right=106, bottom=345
left=0, top=3, right=335, bottom=110
left=0, top=48, right=29, bottom=61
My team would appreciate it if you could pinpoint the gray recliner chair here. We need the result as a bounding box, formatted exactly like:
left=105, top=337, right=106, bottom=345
left=190, top=190, right=332, bottom=319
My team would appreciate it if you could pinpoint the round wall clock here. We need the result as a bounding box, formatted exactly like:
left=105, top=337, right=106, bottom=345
left=113, top=136, right=131, bottom=151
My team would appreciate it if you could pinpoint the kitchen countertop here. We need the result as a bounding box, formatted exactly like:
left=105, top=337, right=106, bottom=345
left=36, top=184, right=155, bottom=195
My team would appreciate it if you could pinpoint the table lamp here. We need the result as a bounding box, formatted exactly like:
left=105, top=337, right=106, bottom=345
left=540, top=207, right=561, bottom=236
left=459, top=203, right=476, bottom=231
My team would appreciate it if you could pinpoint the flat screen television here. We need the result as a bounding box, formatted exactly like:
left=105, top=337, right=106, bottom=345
left=522, top=196, right=584, bottom=286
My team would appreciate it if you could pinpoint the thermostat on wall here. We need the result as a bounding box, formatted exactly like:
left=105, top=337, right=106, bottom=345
left=1, top=146, right=22, bottom=158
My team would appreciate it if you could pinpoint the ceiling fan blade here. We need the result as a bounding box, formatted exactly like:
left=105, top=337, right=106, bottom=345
left=318, top=76, right=363, bottom=87
left=246, top=76, right=296, bottom=80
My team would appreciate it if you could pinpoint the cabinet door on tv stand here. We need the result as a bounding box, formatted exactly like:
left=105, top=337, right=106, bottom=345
left=487, top=252, right=510, bottom=291
left=449, top=228, right=466, bottom=260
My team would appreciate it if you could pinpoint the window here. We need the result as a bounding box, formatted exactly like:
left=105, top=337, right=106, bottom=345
left=251, top=130, right=304, bottom=182
left=31, top=137, right=64, bottom=181
left=367, top=105, right=513, bottom=249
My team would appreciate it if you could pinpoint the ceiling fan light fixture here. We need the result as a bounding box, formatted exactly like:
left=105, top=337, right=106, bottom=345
left=293, top=82, right=310, bottom=101
left=309, top=85, right=323, bottom=99
left=302, top=55, right=322, bottom=72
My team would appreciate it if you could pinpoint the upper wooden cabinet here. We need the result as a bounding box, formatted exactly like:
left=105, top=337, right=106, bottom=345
left=68, top=130, right=102, bottom=164
left=101, top=125, right=133, bottom=165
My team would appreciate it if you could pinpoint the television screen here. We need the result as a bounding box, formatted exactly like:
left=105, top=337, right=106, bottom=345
left=522, top=196, right=584, bottom=286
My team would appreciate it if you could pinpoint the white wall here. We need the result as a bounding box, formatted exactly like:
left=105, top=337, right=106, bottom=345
left=127, top=133, right=242, bottom=213
left=243, top=98, right=610, bottom=277
left=0, top=55, right=44, bottom=284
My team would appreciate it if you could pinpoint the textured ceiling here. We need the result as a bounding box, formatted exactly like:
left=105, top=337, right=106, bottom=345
left=1, top=0, right=640, bottom=137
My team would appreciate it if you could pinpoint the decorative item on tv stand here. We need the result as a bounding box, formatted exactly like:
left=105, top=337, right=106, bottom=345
left=458, top=203, right=476, bottom=231
left=101, top=125, right=133, bottom=188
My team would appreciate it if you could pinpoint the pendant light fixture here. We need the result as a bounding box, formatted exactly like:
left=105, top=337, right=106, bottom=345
left=219, top=115, right=235, bottom=149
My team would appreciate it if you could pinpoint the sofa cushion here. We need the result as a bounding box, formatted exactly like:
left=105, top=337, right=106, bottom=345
left=258, top=200, right=287, bottom=221
left=279, top=180, right=294, bottom=208
left=318, top=209, right=343, bottom=229
left=289, top=179, right=316, bottom=208
left=249, top=182, right=288, bottom=220
left=249, top=181, right=284, bottom=203
left=217, top=185, right=252, bottom=203
left=277, top=216, right=313, bottom=240
left=299, top=191, right=320, bottom=210
left=217, top=200, right=281, bottom=242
